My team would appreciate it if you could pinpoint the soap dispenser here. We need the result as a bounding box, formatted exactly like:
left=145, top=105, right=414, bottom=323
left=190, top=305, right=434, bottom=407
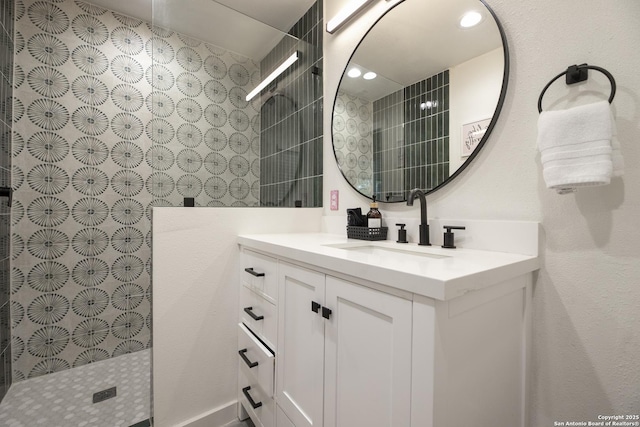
left=366, top=196, right=382, bottom=228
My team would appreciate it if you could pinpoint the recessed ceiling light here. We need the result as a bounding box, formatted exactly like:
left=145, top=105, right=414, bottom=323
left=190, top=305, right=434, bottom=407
left=460, top=11, right=483, bottom=28
left=363, top=72, right=377, bottom=80
left=420, top=100, right=438, bottom=110
left=348, top=68, right=362, bottom=78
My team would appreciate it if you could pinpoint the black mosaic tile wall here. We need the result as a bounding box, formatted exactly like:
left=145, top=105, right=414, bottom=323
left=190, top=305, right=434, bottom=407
left=373, top=70, right=449, bottom=201
left=0, top=0, right=14, bottom=403
left=259, top=1, right=323, bottom=207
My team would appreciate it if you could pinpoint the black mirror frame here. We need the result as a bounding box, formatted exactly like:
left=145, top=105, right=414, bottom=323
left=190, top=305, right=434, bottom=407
left=331, top=0, right=510, bottom=202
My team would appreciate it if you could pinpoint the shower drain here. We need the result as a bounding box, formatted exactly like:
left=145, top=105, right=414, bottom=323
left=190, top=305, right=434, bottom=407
left=93, top=386, right=117, bottom=403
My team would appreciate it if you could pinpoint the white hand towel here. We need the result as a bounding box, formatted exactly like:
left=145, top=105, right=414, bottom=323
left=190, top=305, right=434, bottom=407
left=610, top=112, right=625, bottom=176
left=537, top=100, right=614, bottom=193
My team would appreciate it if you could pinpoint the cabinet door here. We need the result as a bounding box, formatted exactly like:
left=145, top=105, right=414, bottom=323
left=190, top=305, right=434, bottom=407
left=277, top=262, right=326, bottom=427
left=323, top=276, right=412, bottom=427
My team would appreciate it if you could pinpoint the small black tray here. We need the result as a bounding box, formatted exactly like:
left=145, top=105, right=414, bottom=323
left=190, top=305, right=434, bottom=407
left=346, top=226, right=388, bottom=241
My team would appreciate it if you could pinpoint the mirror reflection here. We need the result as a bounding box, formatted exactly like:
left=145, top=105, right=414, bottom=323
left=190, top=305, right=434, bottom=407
left=333, top=0, right=507, bottom=202
left=150, top=0, right=323, bottom=207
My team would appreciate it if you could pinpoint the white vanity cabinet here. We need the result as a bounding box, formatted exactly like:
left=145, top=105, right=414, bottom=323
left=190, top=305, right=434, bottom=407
left=238, top=230, right=538, bottom=427
left=277, top=262, right=412, bottom=427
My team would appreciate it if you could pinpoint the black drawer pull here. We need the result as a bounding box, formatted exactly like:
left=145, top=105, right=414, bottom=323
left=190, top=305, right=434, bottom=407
left=311, top=301, right=321, bottom=313
left=244, top=306, right=264, bottom=321
left=238, top=349, right=258, bottom=368
left=244, top=268, right=265, bottom=277
left=322, top=306, right=332, bottom=320
left=242, top=386, right=263, bottom=409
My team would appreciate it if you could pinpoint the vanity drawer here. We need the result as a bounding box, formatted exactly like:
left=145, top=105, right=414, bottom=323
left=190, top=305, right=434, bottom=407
left=238, top=323, right=275, bottom=397
left=241, top=250, right=278, bottom=302
left=238, top=337, right=275, bottom=427
left=240, top=285, right=277, bottom=350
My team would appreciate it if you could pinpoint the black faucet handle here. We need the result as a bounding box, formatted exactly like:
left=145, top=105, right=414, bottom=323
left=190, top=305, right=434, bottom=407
left=442, top=225, right=466, bottom=249
left=395, top=224, right=408, bottom=244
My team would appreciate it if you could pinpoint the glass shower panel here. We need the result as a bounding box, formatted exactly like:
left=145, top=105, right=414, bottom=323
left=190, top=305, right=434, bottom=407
left=0, top=0, right=14, bottom=404
left=7, top=0, right=152, bottom=424
left=150, top=0, right=323, bottom=207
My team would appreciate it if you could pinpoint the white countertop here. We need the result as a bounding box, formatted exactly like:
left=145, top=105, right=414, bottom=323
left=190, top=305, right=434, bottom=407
left=237, top=233, right=539, bottom=301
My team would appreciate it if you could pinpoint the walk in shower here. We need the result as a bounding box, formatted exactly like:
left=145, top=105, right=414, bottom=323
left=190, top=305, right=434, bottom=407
left=1, top=0, right=322, bottom=425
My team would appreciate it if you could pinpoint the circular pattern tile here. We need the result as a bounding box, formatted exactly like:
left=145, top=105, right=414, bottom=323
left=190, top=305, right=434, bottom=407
left=72, top=288, right=109, bottom=317
left=27, top=99, right=69, bottom=131
left=71, top=197, right=109, bottom=226
left=72, top=258, right=109, bottom=287
left=28, top=1, right=69, bottom=34
left=111, top=84, right=144, bottom=112
left=27, top=34, right=69, bottom=66
left=145, top=146, right=174, bottom=171
left=72, top=136, right=109, bottom=165
left=27, top=132, right=69, bottom=163
left=27, top=294, right=69, bottom=325
left=27, top=66, right=69, bottom=98
left=111, top=55, right=144, bottom=83
left=176, top=174, right=202, bottom=197
left=72, top=106, right=109, bottom=136
left=111, top=141, right=143, bottom=168
left=27, top=196, right=69, bottom=227
left=72, top=14, right=108, bottom=45
left=71, top=75, right=109, bottom=105
left=72, top=45, right=109, bottom=75
left=111, top=27, right=144, bottom=55
left=27, top=261, right=69, bottom=292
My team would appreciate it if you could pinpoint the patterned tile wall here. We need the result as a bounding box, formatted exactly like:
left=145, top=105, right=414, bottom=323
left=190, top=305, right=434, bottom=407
left=259, top=1, right=323, bottom=207
left=333, top=91, right=373, bottom=197
left=0, top=0, right=15, bottom=402
left=9, top=0, right=263, bottom=381
left=373, top=70, right=450, bottom=201
left=147, top=28, right=260, bottom=207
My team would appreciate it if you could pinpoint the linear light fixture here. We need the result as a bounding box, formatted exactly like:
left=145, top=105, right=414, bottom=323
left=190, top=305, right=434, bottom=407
left=326, top=0, right=375, bottom=34
left=245, top=51, right=299, bottom=102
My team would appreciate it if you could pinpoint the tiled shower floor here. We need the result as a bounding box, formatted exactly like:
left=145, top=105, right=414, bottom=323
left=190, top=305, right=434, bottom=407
left=0, top=349, right=151, bottom=427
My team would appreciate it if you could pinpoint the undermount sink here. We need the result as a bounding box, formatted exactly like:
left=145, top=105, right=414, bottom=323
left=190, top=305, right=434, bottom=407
left=323, top=242, right=451, bottom=259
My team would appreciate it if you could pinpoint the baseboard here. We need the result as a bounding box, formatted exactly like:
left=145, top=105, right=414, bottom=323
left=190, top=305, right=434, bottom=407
left=175, top=400, right=238, bottom=427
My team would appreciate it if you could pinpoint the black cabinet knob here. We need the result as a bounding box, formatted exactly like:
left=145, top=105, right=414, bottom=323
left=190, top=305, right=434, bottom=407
left=311, top=301, right=321, bottom=313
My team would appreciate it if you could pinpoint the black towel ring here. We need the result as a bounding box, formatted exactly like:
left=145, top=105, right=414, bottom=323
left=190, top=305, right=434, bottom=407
left=537, top=64, right=616, bottom=113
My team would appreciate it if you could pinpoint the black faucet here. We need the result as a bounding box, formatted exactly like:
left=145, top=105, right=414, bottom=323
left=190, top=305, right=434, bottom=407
left=407, top=188, right=431, bottom=246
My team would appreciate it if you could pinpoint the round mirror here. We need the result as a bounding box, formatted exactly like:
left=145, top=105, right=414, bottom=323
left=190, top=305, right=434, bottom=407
left=332, top=0, right=509, bottom=202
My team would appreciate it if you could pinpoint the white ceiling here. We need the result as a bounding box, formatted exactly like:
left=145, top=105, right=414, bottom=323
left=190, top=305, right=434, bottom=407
left=340, top=0, right=504, bottom=101
left=86, top=0, right=502, bottom=99
left=85, top=0, right=315, bottom=61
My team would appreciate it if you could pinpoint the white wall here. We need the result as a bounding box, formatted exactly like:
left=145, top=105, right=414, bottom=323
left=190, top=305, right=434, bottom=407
left=152, top=208, right=322, bottom=427
left=449, top=48, right=504, bottom=171
left=324, top=0, right=640, bottom=423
